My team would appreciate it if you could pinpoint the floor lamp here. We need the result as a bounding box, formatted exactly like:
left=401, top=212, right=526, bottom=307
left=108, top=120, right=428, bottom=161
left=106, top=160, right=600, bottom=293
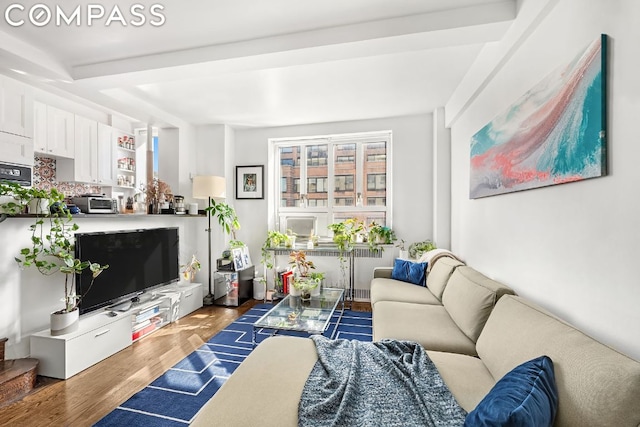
left=192, top=175, right=227, bottom=306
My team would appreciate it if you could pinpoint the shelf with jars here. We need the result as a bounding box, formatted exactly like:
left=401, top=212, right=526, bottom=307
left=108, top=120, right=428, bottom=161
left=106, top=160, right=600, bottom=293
left=117, top=134, right=136, bottom=151
left=117, top=174, right=135, bottom=188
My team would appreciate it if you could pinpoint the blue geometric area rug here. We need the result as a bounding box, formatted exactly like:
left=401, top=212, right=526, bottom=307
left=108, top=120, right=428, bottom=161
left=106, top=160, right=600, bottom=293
left=94, top=304, right=372, bottom=426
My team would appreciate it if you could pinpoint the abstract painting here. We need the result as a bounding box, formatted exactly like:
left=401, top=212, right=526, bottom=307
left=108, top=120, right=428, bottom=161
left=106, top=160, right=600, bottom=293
left=470, top=34, right=607, bottom=199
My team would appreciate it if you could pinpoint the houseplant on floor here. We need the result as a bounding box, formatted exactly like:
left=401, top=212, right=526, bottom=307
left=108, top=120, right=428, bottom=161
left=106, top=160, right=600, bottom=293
left=15, top=187, right=108, bottom=336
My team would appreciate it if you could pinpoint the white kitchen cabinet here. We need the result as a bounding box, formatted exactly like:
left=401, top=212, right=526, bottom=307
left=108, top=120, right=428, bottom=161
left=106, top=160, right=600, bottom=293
left=97, top=123, right=116, bottom=186
left=0, top=76, right=33, bottom=138
left=0, top=131, right=33, bottom=166
left=34, top=102, right=75, bottom=158
left=57, top=115, right=98, bottom=183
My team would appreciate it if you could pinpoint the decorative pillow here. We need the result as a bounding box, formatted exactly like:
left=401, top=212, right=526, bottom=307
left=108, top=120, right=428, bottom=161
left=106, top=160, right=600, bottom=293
left=464, top=355, right=558, bottom=427
left=390, top=259, right=427, bottom=286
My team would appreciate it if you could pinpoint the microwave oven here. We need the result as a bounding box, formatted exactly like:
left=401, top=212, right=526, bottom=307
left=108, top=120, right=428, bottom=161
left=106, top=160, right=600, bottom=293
left=72, top=197, right=117, bottom=214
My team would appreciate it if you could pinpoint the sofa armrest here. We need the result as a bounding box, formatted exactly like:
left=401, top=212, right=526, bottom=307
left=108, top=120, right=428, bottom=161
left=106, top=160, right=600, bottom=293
left=373, top=267, right=393, bottom=279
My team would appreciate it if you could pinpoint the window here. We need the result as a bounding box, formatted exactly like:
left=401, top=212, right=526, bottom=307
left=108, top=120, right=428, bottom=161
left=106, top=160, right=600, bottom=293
left=307, top=177, right=328, bottom=193
left=336, top=155, right=354, bottom=163
left=367, top=173, right=386, bottom=190
left=335, top=175, right=354, bottom=192
left=272, top=132, right=391, bottom=235
left=367, top=154, right=386, bottom=162
left=367, top=197, right=386, bottom=206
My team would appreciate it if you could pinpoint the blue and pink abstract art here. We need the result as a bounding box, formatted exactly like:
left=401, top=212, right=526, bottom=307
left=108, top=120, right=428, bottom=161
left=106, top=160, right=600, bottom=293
left=470, top=34, right=607, bottom=199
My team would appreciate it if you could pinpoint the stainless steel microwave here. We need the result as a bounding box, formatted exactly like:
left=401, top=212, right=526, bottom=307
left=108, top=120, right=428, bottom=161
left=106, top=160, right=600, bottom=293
left=0, top=162, right=32, bottom=186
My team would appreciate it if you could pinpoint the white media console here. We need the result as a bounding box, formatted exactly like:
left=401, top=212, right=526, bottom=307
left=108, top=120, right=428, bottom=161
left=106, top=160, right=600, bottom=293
left=30, top=282, right=203, bottom=379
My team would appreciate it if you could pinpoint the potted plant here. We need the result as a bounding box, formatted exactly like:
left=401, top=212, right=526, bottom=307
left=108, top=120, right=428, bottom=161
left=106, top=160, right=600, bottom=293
left=206, top=200, right=241, bottom=239
left=289, top=250, right=319, bottom=300
left=259, top=230, right=289, bottom=298
left=395, top=239, right=409, bottom=259
left=367, top=222, right=396, bottom=251
left=14, top=187, right=108, bottom=336
left=408, top=240, right=437, bottom=259
left=328, top=218, right=363, bottom=287
left=0, top=180, right=30, bottom=215
left=328, top=218, right=364, bottom=252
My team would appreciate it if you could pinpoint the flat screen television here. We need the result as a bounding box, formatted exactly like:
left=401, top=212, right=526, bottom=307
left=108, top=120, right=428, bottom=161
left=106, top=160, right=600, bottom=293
left=75, top=227, right=180, bottom=314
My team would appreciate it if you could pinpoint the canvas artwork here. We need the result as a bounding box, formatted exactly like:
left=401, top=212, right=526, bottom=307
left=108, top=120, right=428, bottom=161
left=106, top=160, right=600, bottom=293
left=469, top=34, right=607, bottom=199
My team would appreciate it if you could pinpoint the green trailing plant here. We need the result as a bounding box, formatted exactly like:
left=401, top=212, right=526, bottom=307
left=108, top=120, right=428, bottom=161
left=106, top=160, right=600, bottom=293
left=260, top=230, right=289, bottom=270
left=205, top=200, right=241, bottom=239
left=395, top=239, right=406, bottom=251
left=0, top=180, right=31, bottom=214
left=367, top=222, right=396, bottom=251
left=328, top=218, right=364, bottom=252
left=13, top=187, right=109, bottom=314
left=228, top=239, right=245, bottom=249
left=408, top=240, right=437, bottom=259
left=328, top=218, right=364, bottom=288
left=258, top=230, right=289, bottom=297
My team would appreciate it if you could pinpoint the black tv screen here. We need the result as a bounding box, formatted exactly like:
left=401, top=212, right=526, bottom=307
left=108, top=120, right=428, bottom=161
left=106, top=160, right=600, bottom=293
left=75, top=227, right=179, bottom=314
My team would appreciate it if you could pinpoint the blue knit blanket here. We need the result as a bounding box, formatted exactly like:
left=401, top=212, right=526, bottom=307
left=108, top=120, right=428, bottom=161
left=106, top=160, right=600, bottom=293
left=299, top=336, right=467, bottom=427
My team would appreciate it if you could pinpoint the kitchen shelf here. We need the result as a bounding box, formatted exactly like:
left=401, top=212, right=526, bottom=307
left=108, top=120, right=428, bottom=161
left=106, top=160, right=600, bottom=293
left=118, top=168, right=135, bottom=173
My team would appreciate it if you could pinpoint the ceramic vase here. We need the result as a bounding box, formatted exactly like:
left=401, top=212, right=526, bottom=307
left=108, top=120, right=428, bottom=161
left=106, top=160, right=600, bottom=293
left=50, top=309, right=79, bottom=336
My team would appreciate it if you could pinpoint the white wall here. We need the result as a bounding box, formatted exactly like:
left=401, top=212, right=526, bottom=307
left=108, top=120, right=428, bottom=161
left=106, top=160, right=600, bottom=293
left=449, top=0, right=640, bottom=360
left=232, top=114, right=434, bottom=270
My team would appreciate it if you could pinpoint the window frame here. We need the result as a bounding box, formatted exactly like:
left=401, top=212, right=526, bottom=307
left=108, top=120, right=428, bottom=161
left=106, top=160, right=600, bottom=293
left=268, top=131, right=392, bottom=236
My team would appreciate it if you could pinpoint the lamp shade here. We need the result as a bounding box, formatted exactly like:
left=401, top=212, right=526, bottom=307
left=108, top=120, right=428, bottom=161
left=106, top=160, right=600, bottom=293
left=192, top=175, right=226, bottom=200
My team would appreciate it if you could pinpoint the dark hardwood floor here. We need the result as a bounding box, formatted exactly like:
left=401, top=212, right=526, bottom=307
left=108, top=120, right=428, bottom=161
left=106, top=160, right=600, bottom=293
left=0, top=300, right=371, bottom=427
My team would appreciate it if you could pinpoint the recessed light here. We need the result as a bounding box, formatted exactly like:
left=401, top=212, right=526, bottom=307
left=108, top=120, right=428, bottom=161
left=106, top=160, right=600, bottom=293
left=10, top=68, right=27, bottom=75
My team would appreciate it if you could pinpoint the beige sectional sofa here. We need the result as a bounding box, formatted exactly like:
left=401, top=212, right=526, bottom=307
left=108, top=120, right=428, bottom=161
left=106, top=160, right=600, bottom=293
left=192, top=256, right=640, bottom=426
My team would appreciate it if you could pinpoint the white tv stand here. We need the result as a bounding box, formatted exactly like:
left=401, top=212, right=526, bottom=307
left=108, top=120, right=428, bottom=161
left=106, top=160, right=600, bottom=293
left=30, top=282, right=203, bottom=380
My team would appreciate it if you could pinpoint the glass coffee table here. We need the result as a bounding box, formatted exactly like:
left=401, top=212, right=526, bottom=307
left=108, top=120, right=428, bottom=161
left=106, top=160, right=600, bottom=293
left=252, top=288, right=345, bottom=346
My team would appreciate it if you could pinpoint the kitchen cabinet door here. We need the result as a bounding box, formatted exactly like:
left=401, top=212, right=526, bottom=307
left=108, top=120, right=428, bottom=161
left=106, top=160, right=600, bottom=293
left=46, top=106, right=75, bottom=158
left=97, top=123, right=116, bottom=186
left=73, top=115, right=98, bottom=183
left=58, top=115, right=97, bottom=183
left=0, top=76, right=33, bottom=138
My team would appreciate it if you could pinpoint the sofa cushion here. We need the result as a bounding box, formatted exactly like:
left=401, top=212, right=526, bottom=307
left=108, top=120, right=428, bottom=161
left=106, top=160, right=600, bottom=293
left=425, top=257, right=464, bottom=301
left=464, top=355, right=558, bottom=427
left=373, top=301, right=477, bottom=355
left=191, top=336, right=316, bottom=427
left=391, top=258, right=427, bottom=285
left=476, top=295, right=640, bottom=427
left=370, top=278, right=441, bottom=307
left=427, top=350, right=495, bottom=412
left=442, top=266, right=515, bottom=343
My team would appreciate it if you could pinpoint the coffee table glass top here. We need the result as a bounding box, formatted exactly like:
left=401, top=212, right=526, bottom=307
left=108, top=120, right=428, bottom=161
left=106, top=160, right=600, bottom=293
left=254, top=288, right=344, bottom=334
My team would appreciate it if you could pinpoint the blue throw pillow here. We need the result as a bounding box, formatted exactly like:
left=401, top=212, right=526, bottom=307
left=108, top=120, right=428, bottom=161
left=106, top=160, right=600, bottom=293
left=391, top=259, right=427, bottom=286
left=464, top=355, right=558, bottom=427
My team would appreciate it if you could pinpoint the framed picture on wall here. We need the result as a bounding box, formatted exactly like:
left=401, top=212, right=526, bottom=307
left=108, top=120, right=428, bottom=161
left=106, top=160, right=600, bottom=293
left=236, top=165, right=264, bottom=199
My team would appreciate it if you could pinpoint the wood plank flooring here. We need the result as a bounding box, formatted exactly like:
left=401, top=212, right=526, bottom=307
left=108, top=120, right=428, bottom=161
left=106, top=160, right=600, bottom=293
left=0, top=300, right=371, bottom=427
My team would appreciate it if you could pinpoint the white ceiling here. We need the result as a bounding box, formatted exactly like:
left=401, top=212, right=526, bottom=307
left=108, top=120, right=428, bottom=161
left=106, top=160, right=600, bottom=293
left=0, top=0, right=517, bottom=128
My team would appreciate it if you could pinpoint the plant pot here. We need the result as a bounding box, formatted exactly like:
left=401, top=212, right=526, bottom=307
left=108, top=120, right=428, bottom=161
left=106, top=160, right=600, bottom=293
left=399, top=250, right=409, bottom=260
left=50, top=309, right=79, bottom=336
left=300, top=291, right=311, bottom=301
left=28, top=198, right=50, bottom=215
